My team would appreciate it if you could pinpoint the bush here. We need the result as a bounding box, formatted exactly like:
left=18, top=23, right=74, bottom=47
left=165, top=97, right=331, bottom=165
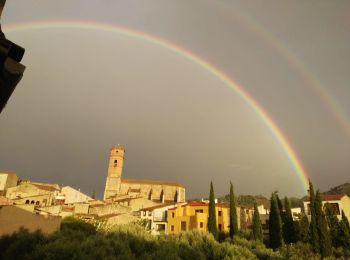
left=1, top=221, right=349, bottom=259
left=60, top=216, right=96, bottom=236
left=0, top=228, right=46, bottom=260
left=278, top=242, right=320, bottom=260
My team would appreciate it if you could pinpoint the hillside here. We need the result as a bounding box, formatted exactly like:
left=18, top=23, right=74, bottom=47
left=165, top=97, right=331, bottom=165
left=324, top=183, right=350, bottom=196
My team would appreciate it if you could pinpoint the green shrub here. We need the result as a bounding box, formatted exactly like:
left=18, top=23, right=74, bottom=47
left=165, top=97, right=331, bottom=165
left=60, top=216, right=96, bottom=236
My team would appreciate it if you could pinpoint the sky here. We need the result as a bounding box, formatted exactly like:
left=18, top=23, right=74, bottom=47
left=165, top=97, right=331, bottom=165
left=0, top=0, right=349, bottom=199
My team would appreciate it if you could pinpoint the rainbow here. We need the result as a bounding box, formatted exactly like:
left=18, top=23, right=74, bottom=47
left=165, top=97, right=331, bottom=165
left=3, top=20, right=310, bottom=192
left=213, top=2, right=350, bottom=136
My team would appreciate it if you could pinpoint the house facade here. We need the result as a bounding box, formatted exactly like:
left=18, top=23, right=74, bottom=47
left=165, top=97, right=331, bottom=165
left=167, top=201, right=240, bottom=234
left=303, top=194, right=350, bottom=221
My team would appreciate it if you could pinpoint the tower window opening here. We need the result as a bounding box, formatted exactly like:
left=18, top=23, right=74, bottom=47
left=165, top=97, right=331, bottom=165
left=114, top=160, right=118, bottom=167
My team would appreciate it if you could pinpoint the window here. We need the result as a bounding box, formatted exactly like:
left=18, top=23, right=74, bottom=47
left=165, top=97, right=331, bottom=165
left=324, top=203, right=340, bottom=215
left=25, top=200, right=29, bottom=204
left=148, top=211, right=152, bottom=216
left=156, top=224, right=165, bottom=231
left=31, top=200, right=35, bottom=204
left=218, top=224, right=222, bottom=231
left=143, top=211, right=146, bottom=216
left=172, top=212, right=175, bottom=218
left=114, top=160, right=118, bottom=167
left=195, top=209, right=203, bottom=213
left=218, top=211, right=222, bottom=216
left=181, top=221, right=186, bottom=231
left=200, top=222, right=204, bottom=228
left=171, top=225, right=174, bottom=231
left=35, top=201, right=40, bottom=205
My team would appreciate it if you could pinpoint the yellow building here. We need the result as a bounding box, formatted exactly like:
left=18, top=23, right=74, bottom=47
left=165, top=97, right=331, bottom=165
left=167, top=201, right=240, bottom=234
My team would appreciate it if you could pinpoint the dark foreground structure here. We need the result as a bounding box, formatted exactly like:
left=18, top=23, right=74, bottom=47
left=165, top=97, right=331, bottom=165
left=0, top=0, right=25, bottom=113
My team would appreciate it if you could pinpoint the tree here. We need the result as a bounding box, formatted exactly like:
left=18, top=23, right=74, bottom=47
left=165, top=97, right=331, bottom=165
left=229, top=182, right=238, bottom=238
left=325, top=204, right=342, bottom=248
left=339, top=211, right=350, bottom=249
left=308, top=181, right=320, bottom=253
left=314, top=191, right=332, bottom=257
left=283, top=197, right=296, bottom=243
left=252, top=202, right=263, bottom=241
left=297, top=213, right=309, bottom=243
left=208, top=181, right=218, bottom=239
left=341, top=210, right=350, bottom=232
left=269, top=192, right=284, bottom=249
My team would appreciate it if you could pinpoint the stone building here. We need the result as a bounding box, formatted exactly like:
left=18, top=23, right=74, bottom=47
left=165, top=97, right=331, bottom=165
left=5, top=181, right=60, bottom=206
left=103, top=145, right=185, bottom=203
left=0, top=171, right=19, bottom=196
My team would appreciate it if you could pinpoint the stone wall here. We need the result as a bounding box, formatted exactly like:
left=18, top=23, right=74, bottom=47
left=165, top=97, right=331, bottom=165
left=120, top=181, right=185, bottom=203
left=0, top=205, right=61, bottom=235
left=89, top=203, right=130, bottom=216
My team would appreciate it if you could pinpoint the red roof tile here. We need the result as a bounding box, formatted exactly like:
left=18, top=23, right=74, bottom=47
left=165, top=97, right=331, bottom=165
left=304, top=194, right=346, bottom=202
left=0, top=196, right=13, bottom=205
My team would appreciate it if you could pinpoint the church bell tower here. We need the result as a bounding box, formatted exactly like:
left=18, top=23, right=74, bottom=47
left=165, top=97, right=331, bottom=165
left=103, top=145, right=125, bottom=200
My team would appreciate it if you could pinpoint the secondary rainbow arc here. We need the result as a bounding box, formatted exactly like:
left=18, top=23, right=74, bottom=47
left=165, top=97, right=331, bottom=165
left=3, top=20, right=310, bottom=192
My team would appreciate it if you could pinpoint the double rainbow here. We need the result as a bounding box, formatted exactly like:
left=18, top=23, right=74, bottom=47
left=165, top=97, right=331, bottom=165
left=3, top=20, right=310, bottom=192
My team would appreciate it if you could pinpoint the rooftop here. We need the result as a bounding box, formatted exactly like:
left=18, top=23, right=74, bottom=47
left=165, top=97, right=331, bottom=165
left=0, top=196, right=13, bottom=206
left=304, top=194, right=346, bottom=202
left=121, top=178, right=184, bottom=188
left=140, top=203, right=175, bottom=212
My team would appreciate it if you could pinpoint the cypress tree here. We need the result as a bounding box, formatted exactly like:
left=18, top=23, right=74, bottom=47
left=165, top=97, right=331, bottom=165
left=308, top=181, right=320, bottom=253
left=283, top=197, right=296, bottom=243
left=325, top=205, right=342, bottom=248
left=314, top=191, right=332, bottom=257
left=341, top=210, right=350, bottom=232
left=298, top=213, right=309, bottom=243
left=269, top=192, right=284, bottom=249
left=339, top=211, right=350, bottom=249
left=229, top=182, right=238, bottom=238
left=252, top=202, right=263, bottom=241
left=208, top=181, right=218, bottom=239
left=276, top=194, right=284, bottom=218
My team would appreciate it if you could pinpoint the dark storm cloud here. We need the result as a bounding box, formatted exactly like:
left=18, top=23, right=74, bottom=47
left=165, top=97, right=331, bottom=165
left=1, top=0, right=349, bottom=198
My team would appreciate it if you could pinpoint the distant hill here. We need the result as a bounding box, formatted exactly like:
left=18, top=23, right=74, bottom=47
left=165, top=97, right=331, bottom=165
left=219, top=194, right=304, bottom=209
left=219, top=194, right=270, bottom=209
left=324, top=183, right=350, bottom=196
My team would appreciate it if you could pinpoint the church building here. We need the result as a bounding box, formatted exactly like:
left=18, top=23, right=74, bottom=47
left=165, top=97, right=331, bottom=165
left=103, top=145, right=185, bottom=203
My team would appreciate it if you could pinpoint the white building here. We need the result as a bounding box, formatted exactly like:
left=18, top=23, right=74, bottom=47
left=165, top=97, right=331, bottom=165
left=303, top=194, right=350, bottom=221
left=59, top=186, right=92, bottom=204
left=0, top=172, right=18, bottom=196
left=140, top=203, right=183, bottom=235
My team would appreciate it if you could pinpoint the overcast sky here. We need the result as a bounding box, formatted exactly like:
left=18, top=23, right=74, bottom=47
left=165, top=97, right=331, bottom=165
left=1, top=0, right=349, bottom=199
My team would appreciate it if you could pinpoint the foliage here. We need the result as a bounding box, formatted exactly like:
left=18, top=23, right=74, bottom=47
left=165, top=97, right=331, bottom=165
left=297, top=213, right=309, bottom=243
left=325, top=204, right=342, bottom=248
left=338, top=211, right=350, bottom=251
left=278, top=242, right=320, bottom=260
left=208, top=181, right=218, bottom=239
left=283, top=197, right=296, bottom=243
left=2, top=216, right=350, bottom=259
left=252, top=202, right=263, bottom=242
left=229, top=182, right=238, bottom=238
left=314, top=191, right=332, bottom=257
left=269, top=192, right=284, bottom=250
left=308, top=181, right=320, bottom=253
left=60, top=216, right=97, bottom=236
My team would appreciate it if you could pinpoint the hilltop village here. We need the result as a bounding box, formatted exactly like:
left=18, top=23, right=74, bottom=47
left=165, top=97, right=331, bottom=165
left=1, top=145, right=350, bottom=236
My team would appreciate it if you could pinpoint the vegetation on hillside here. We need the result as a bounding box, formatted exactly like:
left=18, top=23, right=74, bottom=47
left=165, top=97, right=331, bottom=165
left=2, top=181, right=350, bottom=259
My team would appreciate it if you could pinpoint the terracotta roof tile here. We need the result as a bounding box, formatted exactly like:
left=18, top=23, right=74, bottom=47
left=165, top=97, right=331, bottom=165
left=121, top=178, right=184, bottom=188
left=0, top=196, right=13, bottom=205
left=304, top=194, right=346, bottom=202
